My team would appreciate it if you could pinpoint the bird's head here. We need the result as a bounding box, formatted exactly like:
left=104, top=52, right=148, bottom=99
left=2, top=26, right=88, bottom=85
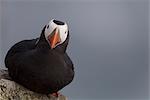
left=44, top=19, right=68, bottom=49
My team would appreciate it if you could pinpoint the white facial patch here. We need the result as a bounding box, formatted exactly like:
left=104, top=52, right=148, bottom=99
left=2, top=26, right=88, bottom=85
left=44, top=19, right=68, bottom=47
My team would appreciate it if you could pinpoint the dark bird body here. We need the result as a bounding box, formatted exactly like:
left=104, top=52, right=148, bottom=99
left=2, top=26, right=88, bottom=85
left=5, top=22, right=74, bottom=94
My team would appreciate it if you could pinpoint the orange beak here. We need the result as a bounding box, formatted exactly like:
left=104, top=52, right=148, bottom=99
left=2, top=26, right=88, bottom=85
left=48, top=28, right=61, bottom=49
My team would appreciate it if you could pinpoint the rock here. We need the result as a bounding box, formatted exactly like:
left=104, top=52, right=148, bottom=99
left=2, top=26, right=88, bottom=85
left=0, top=69, right=68, bottom=100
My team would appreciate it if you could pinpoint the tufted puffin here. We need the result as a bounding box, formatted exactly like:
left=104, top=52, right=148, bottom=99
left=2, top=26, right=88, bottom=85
left=5, top=19, right=74, bottom=96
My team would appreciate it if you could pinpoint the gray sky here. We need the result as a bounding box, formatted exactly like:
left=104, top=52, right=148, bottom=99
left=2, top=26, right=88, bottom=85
left=0, top=0, right=149, bottom=100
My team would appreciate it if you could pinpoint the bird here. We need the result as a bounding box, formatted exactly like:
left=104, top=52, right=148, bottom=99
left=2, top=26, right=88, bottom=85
left=5, top=19, right=74, bottom=97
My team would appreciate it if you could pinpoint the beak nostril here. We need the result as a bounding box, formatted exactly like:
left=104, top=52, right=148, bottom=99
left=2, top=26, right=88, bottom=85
left=53, top=20, right=65, bottom=25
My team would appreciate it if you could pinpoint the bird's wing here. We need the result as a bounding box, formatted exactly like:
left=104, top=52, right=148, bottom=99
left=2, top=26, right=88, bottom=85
left=63, top=53, right=74, bottom=70
left=5, top=38, right=39, bottom=68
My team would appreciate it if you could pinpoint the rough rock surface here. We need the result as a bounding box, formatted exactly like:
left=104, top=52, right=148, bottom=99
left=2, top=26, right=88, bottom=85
left=0, top=69, right=67, bottom=100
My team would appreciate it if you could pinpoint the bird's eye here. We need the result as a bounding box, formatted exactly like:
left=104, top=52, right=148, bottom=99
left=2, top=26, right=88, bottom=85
left=47, top=25, right=49, bottom=29
left=65, top=31, right=67, bottom=34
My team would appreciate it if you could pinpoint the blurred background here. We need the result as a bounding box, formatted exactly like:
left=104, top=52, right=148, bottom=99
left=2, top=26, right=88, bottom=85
left=0, top=0, right=149, bottom=100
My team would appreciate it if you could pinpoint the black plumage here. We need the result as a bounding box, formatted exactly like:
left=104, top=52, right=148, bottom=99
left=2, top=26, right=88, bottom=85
left=5, top=24, right=74, bottom=94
